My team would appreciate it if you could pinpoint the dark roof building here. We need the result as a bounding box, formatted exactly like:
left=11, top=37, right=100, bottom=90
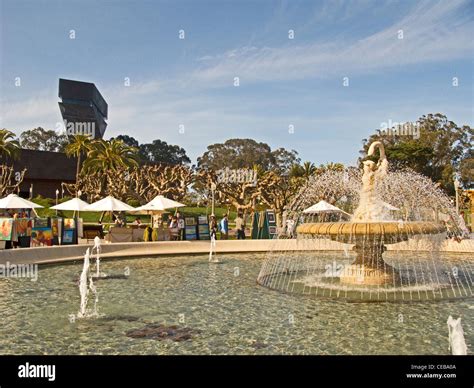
left=15, top=149, right=77, bottom=199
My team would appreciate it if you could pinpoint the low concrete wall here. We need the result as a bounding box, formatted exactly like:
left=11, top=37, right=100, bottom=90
left=0, top=237, right=472, bottom=266
left=0, top=240, right=299, bottom=266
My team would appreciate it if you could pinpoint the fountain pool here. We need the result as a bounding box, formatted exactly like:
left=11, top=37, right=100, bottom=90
left=0, top=252, right=472, bottom=355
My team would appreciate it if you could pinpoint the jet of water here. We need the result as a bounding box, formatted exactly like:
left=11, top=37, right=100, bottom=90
left=93, top=236, right=102, bottom=278
left=209, top=234, right=219, bottom=263
left=77, top=248, right=90, bottom=318
left=447, top=315, right=468, bottom=355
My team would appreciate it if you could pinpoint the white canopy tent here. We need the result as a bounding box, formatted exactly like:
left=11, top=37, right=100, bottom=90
left=0, top=194, right=43, bottom=216
left=133, top=195, right=185, bottom=213
left=85, top=196, right=135, bottom=212
left=132, top=195, right=186, bottom=226
left=85, top=195, right=136, bottom=226
left=382, top=201, right=400, bottom=211
left=50, top=197, right=90, bottom=216
left=303, top=200, right=350, bottom=215
left=0, top=194, right=43, bottom=209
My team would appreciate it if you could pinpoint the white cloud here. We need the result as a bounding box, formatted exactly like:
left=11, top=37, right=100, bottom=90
left=190, top=0, right=473, bottom=85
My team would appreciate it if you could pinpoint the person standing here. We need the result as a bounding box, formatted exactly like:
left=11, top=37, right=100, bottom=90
left=169, top=216, right=179, bottom=240
left=235, top=213, right=245, bottom=239
left=220, top=214, right=229, bottom=240
left=209, top=215, right=218, bottom=240
left=177, top=212, right=185, bottom=240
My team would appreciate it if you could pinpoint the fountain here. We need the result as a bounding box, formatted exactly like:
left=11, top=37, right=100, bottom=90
left=297, top=142, right=444, bottom=286
left=257, top=141, right=473, bottom=301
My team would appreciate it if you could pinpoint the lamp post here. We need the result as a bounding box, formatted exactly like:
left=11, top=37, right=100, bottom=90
left=210, top=182, right=216, bottom=216
left=55, top=189, right=59, bottom=216
left=454, top=176, right=460, bottom=215
left=76, top=190, right=82, bottom=218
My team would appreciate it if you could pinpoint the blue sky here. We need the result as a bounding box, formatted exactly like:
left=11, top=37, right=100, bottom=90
left=1, top=0, right=473, bottom=166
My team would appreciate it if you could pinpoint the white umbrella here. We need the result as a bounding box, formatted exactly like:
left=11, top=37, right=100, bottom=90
left=50, top=197, right=90, bottom=211
left=0, top=194, right=43, bottom=209
left=85, top=196, right=135, bottom=212
left=382, top=201, right=400, bottom=211
left=51, top=197, right=90, bottom=218
left=132, top=195, right=185, bottom=226
left=133, top=195, right=185, bottom=212
left=303, top=200, right=349, bottom=215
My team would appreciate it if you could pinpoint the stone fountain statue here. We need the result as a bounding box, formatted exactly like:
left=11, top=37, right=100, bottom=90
left=352, top=141, right=389, bottom=222
left=296, top=141, right=445, bottom=286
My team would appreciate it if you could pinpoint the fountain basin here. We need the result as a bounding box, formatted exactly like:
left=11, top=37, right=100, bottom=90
left=296, top=221, right=446, bottom=285
left=296, top=221, right=445, bottom=244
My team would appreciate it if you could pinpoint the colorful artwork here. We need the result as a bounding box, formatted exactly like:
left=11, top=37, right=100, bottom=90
left=30, top=227, right=53, bottom=247
left=34, top=218, right=49, bottom=228
left=0, top=218, right=13, bottom=241
left=51, top=218, right=60, bottom=237
left=17, top=218, right=32, bottom=237
left=198, top=215, right=208, bottom=224
left=62, top=229, right=75, bottom=244
left=185, top=217, right=196, bottom=226
left=64, top=218, right=76, bottom=230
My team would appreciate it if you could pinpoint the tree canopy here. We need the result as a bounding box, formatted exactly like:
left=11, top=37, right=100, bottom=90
left=112, top=135, right=190, bottom=165
left=19, top=127, right=69, bottom=152
left=197, top=138, right=299, bottom=173
left=360, top=113, right=473, bottom=193
left=0, top=129, right=21, bottom=160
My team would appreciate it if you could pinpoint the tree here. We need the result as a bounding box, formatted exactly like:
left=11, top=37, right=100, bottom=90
left=0, top=165, right=25, bottom=197
left=0, top=129, right=20, bottom=160
left=82, top=139, right=139, bottom=174
left=64, top=164, right=193, bottom=203
left=112, top=135, right=139, bottom=148
left=197, top=138, right=298, bottom=171
left=257, top=170, right=302, bottom=223
left=65, top=134, right=92, bottom=194
left=139, top=139, right=190, bottom=165
left=196, top=139, right=301, bottom=216
left=19, top=127, right=69, bottom=152
left=460, top=150, right=473, bottom=188
left=360, top=114, right=472, bottom=194
left=196, top=167, right=260, bottom=214
left=290, top=161, right=317, bottom=179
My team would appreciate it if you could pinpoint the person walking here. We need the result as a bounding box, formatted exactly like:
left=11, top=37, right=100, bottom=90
left=220, top=214, right=229, bottom=240
left=235, top=213, right=245, bottom=239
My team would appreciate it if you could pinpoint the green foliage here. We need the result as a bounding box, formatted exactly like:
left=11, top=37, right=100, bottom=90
left=112, top=135, right=139, bottom=148
left=127, top=199, right=141, bottom=207
left=139, top=139, right=190, bottom=165
left=31, top=195, right=56, bottom=218
left=111, top=136, right=190, bottom=165
left=0, top=129, right=20, bottom=160
left=19, top=127, right=68, bottom=152
left=82, top=139, right=139, bottom=174
left=197, top=138, right=299, bottom=173
left=360, top=113, right=473, bottom=194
